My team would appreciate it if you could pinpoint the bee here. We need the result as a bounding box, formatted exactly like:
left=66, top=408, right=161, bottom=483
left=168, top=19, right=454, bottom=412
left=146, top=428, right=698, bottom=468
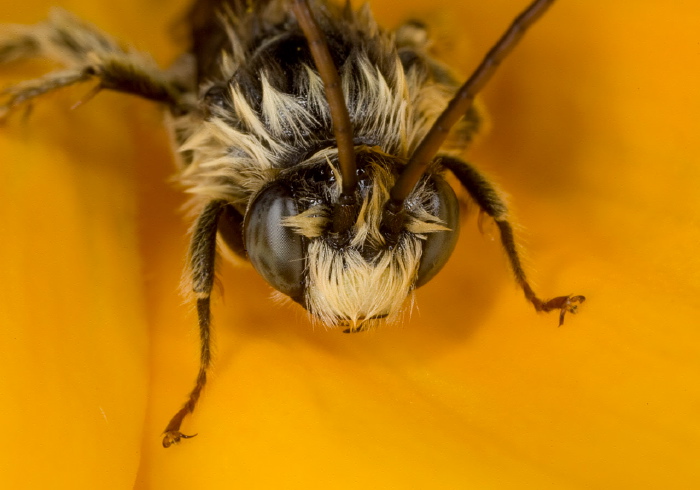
left=0, top=0, right=584, bottom=447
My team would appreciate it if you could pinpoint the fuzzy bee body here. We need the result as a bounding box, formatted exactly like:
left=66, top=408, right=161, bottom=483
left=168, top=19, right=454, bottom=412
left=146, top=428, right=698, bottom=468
left=1, top=0, right=583, bottom=447
left=176, top=0, right=477, bottom=327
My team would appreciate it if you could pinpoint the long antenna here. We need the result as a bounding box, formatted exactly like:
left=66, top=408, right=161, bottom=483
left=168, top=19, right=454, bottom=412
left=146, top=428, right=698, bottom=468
left=291, top=0, right=357, bottom=196
left=389, top=0, right=556, bottom=205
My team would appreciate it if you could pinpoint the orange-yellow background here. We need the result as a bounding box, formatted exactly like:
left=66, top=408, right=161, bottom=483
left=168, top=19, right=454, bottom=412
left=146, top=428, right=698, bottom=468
left=1, top=0, right=699, bottom=488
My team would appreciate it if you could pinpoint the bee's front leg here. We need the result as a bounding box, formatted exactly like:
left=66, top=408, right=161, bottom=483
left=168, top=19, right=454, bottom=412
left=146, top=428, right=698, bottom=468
left=162, top=200, right=226, bottom=448
left=441, top=156, right=585, bottom=325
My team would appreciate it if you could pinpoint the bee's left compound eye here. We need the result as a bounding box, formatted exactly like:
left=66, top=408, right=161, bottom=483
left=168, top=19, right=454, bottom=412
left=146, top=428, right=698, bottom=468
left=244, top=183, right=305, bottom=301
left=414, top=177, right=461, bottom=288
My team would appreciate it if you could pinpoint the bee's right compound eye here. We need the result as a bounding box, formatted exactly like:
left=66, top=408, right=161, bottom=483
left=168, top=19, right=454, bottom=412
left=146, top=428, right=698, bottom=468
left=244, top=183, right=306, bottom=301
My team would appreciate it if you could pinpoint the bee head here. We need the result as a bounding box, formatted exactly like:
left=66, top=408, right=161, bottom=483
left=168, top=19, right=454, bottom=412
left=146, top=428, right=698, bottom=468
left=243, top=147, right=459, bottom=329
left=238, top=0, right=481, bottom=329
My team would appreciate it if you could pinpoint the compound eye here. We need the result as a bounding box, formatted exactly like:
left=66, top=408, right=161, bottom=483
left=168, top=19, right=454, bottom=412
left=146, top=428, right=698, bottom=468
left=243, top=183, right=305, bottom=300
left=414, top=176, right=460, bottom=288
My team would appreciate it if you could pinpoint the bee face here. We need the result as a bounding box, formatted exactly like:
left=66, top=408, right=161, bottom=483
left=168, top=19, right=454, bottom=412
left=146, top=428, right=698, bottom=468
left=242, top=148, right=461, bottom=329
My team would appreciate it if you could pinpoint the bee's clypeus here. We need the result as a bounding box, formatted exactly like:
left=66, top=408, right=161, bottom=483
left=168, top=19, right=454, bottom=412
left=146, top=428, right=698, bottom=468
left=0, top=0, right=585, bottom=447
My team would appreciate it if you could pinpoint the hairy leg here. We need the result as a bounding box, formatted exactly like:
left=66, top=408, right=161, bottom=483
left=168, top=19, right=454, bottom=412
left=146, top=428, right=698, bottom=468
left=441, top=156, right=584, bottom=325
left=0, top=9, right=191, bottom=117
left=162, top=200, right=226, bottom=448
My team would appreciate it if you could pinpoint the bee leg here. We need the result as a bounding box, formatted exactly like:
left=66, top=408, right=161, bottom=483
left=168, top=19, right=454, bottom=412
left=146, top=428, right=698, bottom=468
left=441, top=156, right=585, bottom=325
left=0, top=9, right=190, bottom=118
left=162, top=200, right=226, bottom=448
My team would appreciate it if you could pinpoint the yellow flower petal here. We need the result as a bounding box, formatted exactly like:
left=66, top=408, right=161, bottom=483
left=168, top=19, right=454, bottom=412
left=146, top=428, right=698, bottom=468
left=0, top=37, right=149, bottom=490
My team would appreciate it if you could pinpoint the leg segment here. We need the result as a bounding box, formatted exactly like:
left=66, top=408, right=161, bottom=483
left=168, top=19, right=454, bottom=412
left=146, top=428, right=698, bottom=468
left=0, top=9, right=190, bottom=117
left=441, top=156, right=585, bottom=325
left=162, top=200, right=226, bottom=448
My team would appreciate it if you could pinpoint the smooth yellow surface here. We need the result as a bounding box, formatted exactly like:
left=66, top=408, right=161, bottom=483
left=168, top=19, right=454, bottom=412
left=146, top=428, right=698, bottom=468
left=2, top=1, right=699, bottom=488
